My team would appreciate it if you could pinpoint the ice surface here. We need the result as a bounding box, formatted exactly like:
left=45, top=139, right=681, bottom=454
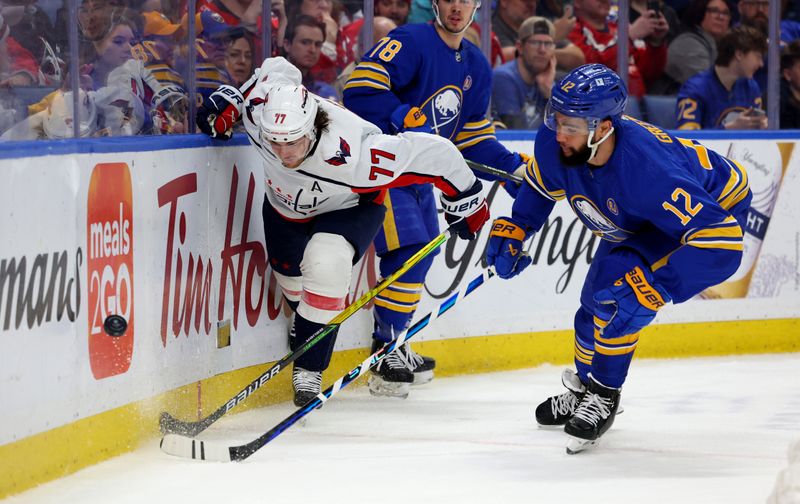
left=7, top=354, right=800, bottom=504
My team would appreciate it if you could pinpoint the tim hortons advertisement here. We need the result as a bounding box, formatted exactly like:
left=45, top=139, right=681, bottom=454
left=0, top=135, right=798, bottom=443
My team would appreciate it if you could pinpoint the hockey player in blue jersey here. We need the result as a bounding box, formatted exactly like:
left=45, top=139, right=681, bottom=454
left=343, top=0, right=530, bottom=398
left=486, top=64, right=751, bottom=453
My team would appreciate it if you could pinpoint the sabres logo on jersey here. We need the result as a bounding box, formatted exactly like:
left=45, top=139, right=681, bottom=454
left=420, top=85, right=462, bottom=139
left=570, top=195, right=632, bottom=242
left=325, top=137, right=351, bottom=166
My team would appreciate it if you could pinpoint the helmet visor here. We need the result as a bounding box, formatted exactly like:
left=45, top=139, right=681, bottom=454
left=544, top=100, right=590, bottom=135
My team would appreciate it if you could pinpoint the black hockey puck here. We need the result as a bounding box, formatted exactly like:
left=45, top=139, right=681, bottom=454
left=103, top=315, right=128, bottom=337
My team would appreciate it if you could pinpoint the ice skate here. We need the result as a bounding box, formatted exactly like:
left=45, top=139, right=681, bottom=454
left=372, top=339, right=435, bottom=385
left=292, top=366, right=322, bottom=407
left=368, top=344, right=414, bottom=398
left=535, top=369, right=586, bottom=426
left=564, top=377, right=621, bottom=454
left=402, top=343, right=435, bottom=385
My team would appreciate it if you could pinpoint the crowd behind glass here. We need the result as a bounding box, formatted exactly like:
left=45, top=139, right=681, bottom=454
left=0, top=0, right=796, bottom=140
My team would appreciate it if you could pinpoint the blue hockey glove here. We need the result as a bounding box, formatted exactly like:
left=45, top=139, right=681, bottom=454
left=440, top=179, right=490, bottom=240
left=485, top=216, right=532, bottom=279
left=196, top=84, right=244, bottom=140
left=501, top=153, right=531, bottom=199
left=593, top=266, right=672, bottom=341
left=390, top=104, right=433, bottom=134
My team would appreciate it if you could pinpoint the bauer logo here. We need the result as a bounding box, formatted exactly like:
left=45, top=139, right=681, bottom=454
left=87, top=163, right=135, bottom=379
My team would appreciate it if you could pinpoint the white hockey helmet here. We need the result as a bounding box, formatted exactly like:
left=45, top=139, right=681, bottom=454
left=43, top=89, right=98, bottom=139
left=259, top=85, right=318, bottom=144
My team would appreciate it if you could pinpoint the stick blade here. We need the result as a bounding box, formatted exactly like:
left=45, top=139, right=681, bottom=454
left=160, top=434, right=232, bottom=462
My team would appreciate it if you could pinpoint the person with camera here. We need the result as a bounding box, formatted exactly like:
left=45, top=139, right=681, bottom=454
left=568, top=0, right=669, bottom=97
left=676, top=25, right=767, bottom=130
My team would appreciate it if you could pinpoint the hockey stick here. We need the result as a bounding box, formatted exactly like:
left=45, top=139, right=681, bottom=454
left=160, top=268, right=495, bottom=462
left=465, top=159, right=523, bottom=184
left=159, top=224, right=457, bottom=438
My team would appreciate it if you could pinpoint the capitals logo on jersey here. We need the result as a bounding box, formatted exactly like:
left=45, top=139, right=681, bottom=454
left=570, top=195, right=632, bottom=242
left=421, top=86, right=463, bottom=139
left=325, top=137, right=351, bottom=166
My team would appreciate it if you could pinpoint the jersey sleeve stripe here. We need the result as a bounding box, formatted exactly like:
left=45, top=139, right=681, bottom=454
left=524, top=157, right=565, bottom=200
left=348, top=68, right=390, bottom=86
left=343, top=78, right=390, bottom=92
left=718, top=159, right=750, bottom=210
left=454, top=124, right=495, bottom=142
left=682, top=218, right=744, bottom=251
left=460, top=119, right=493, bottom=131
left=454, top=134, right=495, bottom=150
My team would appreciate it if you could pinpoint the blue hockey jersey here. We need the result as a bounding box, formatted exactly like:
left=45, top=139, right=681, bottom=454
left=513, top=117, right=751, bottom=303
left=676, top=68, right=763, bottom=130
left=342, top=22, right=521, bottom=174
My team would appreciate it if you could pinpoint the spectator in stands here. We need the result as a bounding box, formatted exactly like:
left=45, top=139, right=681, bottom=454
left=192, top=11, right=236, bottom=101
left=491, top=16, right=555, bottom=129
left=737, top=0, right=767, bottom=36
left=283, top=15, right=338, bottom=100
left=198, top=0, right=287, bottom=60
left=288, top=0, right=339, bottom=61
left=55, top=0, right=118, bottom=63
left=337, top=0, right=409, bottom=70
left=134, top=11, right=186, bottom=90
left=87, top=10, right=141, bottom=89
left=374, top=0, right=410, bottom=25
left=287, top=0, right=340, bottom=83
left=333, top=15, right=396, bottom=94
left=493, top=0, right=537, bottom=60
left=225, top=29, right=253, bottom=86
left=780, top=40, right=800, bottom=129
left=656, top=0, right=731, bottom=94
left=6, top=0, right=58, bottom=80
left=569, top=0, right=669, bottom=97
left=630, top=0, right=681, bottom=42
left=464, top=22, right=507, bottom=68
left=0, top=9, right=40, bottom=86
left=675, top=25, right=767, bottom=129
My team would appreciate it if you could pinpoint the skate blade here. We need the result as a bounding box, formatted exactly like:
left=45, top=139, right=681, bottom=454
left=412, top=370, right=434, bottom=386
left=367, top=376, right=410, bottom=399
left=566, top=436, right=597, bottom=455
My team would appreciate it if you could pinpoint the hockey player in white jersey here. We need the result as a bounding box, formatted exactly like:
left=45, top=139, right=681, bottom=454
left=196, top=57, right=490, bottom=406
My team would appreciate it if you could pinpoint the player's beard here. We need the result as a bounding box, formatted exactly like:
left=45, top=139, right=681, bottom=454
left=559, top=143, right=592, bottom=166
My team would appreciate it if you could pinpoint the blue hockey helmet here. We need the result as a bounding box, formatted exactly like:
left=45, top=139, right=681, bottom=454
left=544, top=64, right=628, bottom=132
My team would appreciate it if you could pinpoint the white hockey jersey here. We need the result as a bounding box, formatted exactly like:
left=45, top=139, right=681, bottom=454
left=240, top=57, right=478, bottom=221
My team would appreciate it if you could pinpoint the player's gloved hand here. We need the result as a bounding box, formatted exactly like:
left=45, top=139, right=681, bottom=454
left=440, top=179, right=489, bottom=240
left=501, top=152, right=531, bottom=199
left=390, top=104, right=433, bottom=134
left=196, top=84, right=244, bottom=140
left=593, top=265, right=672, bottom=340
left=485, top=216, right=532, bottom=279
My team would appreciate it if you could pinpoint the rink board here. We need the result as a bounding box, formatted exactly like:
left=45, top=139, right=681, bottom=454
left=1, top=130, right=799, bottom=497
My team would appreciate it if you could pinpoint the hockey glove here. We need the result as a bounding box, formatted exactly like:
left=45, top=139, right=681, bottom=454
left=593, top=266, right=672, bottom=341
left=501, top=153, right=531, bottom=199
left=390, top=104, right=433, bottom=134
left=440, top=179, right=489, bottom=240
left=196, top=84, right=244, bottom=140
left=486, top=217, right=532, bottom=279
